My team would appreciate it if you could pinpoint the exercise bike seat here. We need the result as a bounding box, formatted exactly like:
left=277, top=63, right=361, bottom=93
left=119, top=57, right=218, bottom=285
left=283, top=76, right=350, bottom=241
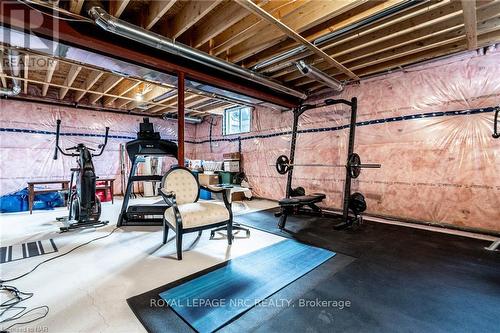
left=279, top=193, right=326, bottom=206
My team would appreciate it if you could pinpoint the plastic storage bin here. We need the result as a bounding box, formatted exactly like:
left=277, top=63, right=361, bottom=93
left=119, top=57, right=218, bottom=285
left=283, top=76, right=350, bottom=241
left=219, top=171, right=236, bottom=185
left=199, top=188, right=213, bottom=200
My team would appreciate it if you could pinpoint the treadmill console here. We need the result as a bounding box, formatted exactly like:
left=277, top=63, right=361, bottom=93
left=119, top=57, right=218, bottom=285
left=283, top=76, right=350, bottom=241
left=125, top=118, right=178, bottom=160
left=138, top=118, right=161, bottom=140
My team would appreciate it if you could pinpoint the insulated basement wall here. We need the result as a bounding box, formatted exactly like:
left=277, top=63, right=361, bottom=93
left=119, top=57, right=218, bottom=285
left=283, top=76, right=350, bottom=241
left=193, top=49, right=500, bottom=233
left=0, top=100, right=196, bottom=195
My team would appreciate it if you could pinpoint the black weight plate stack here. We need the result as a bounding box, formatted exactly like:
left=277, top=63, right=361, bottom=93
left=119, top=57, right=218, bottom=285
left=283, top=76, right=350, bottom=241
left=349, top=192, right=366, bottom=214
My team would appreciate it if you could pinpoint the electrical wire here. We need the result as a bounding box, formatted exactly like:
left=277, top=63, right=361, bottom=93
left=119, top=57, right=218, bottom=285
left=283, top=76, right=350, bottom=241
left=1, top=285, right=49, bottom=332
left=16, top=0, right=93, bottom=23
left=0, top=226, right=119, bottom=332
left=0, top=227, right=119, bottom=283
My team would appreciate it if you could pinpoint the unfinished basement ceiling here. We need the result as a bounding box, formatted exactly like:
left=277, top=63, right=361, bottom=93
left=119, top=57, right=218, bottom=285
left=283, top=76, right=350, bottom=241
left=1, top=0, right=499, bottom=116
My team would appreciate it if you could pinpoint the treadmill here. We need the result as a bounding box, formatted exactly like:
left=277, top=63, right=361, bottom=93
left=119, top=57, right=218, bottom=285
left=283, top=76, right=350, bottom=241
left=117, top=118, right=178, bottom=226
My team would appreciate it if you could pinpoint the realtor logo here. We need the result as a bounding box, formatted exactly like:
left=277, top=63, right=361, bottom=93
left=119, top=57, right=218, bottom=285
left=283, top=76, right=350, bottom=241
left=0, top=0, right=60, bottom=70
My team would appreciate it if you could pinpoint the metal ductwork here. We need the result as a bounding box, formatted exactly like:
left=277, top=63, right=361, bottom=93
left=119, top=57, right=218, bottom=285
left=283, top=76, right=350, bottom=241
left=162, top=113, right=203, bottom=124
left=253, top=0, right=425, bottom=73
left=0, top=50, right=21, bottom=96
left=86, top=6, right=307, bottom=101
left=295, top=61, right=343, bottom=92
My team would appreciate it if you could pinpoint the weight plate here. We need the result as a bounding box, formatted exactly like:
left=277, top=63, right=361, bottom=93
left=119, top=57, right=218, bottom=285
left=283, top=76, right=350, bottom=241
left=276, top=155, right=290, bottom=174
left=348, top=153, right=361, bottom=178
left=291, top=186, right=305, bottom=197
left=349, top=192, right=366, bottom=214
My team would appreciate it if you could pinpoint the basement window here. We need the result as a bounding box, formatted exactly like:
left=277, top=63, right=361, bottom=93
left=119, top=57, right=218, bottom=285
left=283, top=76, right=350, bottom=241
left=223, top=106, right=251, bottom=135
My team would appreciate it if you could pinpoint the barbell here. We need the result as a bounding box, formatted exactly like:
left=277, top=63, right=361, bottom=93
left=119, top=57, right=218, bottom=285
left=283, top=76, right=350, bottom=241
left=274, top=153, right=381, bottom=178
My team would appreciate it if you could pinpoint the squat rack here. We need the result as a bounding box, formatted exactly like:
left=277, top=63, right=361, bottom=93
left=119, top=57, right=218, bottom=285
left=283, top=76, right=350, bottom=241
left=283, top=97, right=380, bottom=228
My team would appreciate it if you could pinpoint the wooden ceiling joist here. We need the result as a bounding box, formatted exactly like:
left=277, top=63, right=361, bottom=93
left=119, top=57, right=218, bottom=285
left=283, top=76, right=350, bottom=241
left=280, top=1, right=500, bottom=86
left=261, top=0, right=460, bottom=78
left=143, top=0, right=178, bottom=30
left=41, top=59, right=58, bottom=96
left=128, top=85, right=171, bottom=110
left=68, top=0, right=84, bottom=14
left=246, top=0, right=408, bottom=69
left=59, top=64, right=82, bottom=99
left=461, top=0, right=478, bottom=49
left=235, top=0, right=360, bottom=80
left=166, top=0, right=223, bottom=40
left=305, top=27, right=500, bottom=92
left=103, top=80, right=141, bottom=106
left=210, top=0, right=306, bottom=57
left=186, top=96, right=212, bottom=108
left=74, top=70, right=103, bottom=102
left=88, top=75, right=124, bottom=104
left=229, top=0, right=364, bottom=63
left=283, top=25, right=465, bottom=84
left=109, top=0, right=130, bottom=18
left=114, top=83, right=149, bottom=108
left=0, top=73, right=172, bottom=108
left=271, top=0, right=468, bottom=83
left=3, top=0, right=500, bottom=109
left=189, top=1, right=251, bottom=48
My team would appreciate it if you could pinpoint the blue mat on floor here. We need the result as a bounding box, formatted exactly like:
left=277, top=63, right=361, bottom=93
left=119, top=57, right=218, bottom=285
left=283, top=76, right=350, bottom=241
left=159, top=239, right=335, bottom=332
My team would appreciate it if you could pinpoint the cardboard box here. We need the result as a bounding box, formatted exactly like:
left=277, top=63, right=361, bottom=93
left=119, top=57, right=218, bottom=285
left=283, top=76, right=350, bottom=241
left=223, top=160, right=240, bottom=172
left=223, top=152, right=241, bottom=160
left=231, top=191, right=246, bottom=202
left=199, top=173, right=219, bottom=186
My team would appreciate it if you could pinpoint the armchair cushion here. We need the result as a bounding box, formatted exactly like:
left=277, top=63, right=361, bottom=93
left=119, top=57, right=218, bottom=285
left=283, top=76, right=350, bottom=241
left=161, top=168, right=199, bottom=205
left=164, top=202, right=230, bottom=229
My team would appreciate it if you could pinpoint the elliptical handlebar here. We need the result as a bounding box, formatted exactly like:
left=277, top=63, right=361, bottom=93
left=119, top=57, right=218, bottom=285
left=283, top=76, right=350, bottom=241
left=53, top=121, right=110, bottom=158
left=92, top=127, right=110, bottom=157
left=53, top=119, right=61, bottom=160
left=53, top=120, right=76, bottom=158
left=493, top=106, right=499, bottom=139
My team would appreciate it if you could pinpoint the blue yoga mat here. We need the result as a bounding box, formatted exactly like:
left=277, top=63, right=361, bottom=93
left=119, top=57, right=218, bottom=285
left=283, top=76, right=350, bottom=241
left=159, top=239, right=335, bottom=332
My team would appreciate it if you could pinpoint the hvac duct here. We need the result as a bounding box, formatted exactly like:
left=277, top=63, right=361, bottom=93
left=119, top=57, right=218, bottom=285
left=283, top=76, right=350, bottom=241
left=295, top=61, right=343, bottom=92
left=86, top=6, right=307, bottom=101
left=162, top=113, right=203, bottom=124
left=252, top=0, right=425, bottom=73
left=0, top=50, right=21, bottom=96
left=152, top=90, right=177, bottom=103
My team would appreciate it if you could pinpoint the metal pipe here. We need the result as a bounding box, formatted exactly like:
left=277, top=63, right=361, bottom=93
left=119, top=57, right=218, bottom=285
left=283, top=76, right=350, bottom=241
left=152, top=89, right=177, bottom=103
left=0, top=50, right=21, bottom=96
left=87, top=7, right=307, bottom=100
left=253, top=0, right=425, bottom=72
left=295, top=61, right=343, bottom=92
left=162, top=114, right=202, bottom=124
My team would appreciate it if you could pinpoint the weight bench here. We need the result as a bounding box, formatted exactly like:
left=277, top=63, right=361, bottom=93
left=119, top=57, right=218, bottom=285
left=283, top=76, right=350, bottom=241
left=276, top=193, right=326, bottom=230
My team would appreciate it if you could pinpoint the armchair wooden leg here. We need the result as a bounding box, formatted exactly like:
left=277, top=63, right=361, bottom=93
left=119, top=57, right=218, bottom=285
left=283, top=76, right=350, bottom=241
left=163, top=221, right=169, bottom=244
left=176, top=231, right=183, bottom=260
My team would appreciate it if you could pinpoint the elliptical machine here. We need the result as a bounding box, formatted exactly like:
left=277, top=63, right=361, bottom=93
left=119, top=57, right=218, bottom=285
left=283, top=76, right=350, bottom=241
left=53, top=120, right=110, bottom=232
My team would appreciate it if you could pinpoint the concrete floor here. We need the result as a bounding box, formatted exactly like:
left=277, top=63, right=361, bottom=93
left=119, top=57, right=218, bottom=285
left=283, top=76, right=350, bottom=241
left=0, top=198, right=282, bottom=333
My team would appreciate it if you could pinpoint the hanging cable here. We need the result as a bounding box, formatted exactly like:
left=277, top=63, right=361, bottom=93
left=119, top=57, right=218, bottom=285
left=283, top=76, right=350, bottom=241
left=16, top=0, right=93, bottom=22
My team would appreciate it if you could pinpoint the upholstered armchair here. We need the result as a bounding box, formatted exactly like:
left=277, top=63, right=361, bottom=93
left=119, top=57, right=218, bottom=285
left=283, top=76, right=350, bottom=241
left=160, top=167, right=233, bottom=260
